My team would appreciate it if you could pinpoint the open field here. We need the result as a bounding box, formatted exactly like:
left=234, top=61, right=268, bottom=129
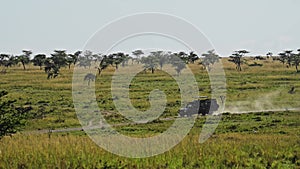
left=0, top=58, right=300, bottom=168
left=1, top=58, right=299, bottom=130
left=0, top=111, right=299, bottom=168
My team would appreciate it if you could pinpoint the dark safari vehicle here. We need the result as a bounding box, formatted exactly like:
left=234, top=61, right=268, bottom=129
left=179, top=97, right=219, bottom=117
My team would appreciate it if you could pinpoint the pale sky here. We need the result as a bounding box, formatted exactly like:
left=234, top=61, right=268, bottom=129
left=1, top=0, right=300, bottom=56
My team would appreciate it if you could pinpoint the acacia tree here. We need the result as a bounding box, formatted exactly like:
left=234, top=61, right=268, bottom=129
left=66, top=56, right=74, bottom=69
left=43, top=50, right=68, bottom=79
left=277, top=49, right=300, bottom=72
left=149, top=51, right=166, bottom=70
left=7, top=56, right=18, bottom=68
left=229, top=50, right=249, bottom=71
left=266, top=52, right=273, bottom=59
left=78, top=50, right=93, bottom=69
left=177, top=51, right=189, bottom=63
left=276, top=53, right=286, bottom=65
left=201, top=50, right=220, bottom=71
left=98, top=55, right=110, bottom=75
left=169, top=53, right=186, bottom=75
left=92, top=53, right=102, bottom=63
left=141, top=54, right=159, bottom=74
left=18, top=50, right=32, bottom=70
left=132, top=50, right=144, bottom=64
left=0, top=91, right=32, bottom=138
left=291, top=49, right=300, bottom=72
left=121, top=54, right=130, bottom=67
left=188, top=51, right=199, bottom=64
left=0, top=54, right=17, bottom=68
left=109, top=52, right=128, bottom=70
left=67, top=51, right=82, bottom=69
left=32, top=54, right=46, bottom=70
left=278, top=50, right=293, bottom=67
left=0, top=54, right=8, bottom=67
left=51, top=50, right=68, bottom=68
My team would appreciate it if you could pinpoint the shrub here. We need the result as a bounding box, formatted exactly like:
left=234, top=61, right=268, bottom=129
left=0, top=90, right=32, bottom=138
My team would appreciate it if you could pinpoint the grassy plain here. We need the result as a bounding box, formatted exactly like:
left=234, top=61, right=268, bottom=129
left=0, top=58, right=299, bottom=168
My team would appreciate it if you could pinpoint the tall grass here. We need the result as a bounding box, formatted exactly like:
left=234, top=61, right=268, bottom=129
left=0, top=59, right=300, bottom=168
left=0, top=130, right=299, bottom=168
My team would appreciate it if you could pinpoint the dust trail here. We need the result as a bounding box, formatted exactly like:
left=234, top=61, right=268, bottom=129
left=224, top=90, right=300, bottom=114
left=229, top=108, right=300, bottom=114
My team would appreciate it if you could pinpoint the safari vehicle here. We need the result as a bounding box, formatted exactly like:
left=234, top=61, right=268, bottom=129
left=179, top=96, right=219, bottom=117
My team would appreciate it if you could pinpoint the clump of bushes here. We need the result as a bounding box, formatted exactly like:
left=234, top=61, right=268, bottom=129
left=0, top=90, right=32, bottom=138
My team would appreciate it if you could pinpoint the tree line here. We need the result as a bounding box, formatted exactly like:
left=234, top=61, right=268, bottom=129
left=0, top=49, right=221, bottom=78
left=1, top=48, right=300, bottom=79
left=229, top=49, right=300, bottom=72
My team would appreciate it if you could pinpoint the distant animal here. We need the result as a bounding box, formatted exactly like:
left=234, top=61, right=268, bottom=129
left=254, top=56, right=266, bottom=60
left=44, top=66, right=51, bottom=73
left=47, top=72, right=58, bottom=79
left=84, top=73, right=96, bottom=86
left=288, top=86, right=295, bottom=94
left=47, top=70, right=59, bottom=79
left=45, top=65, right=60, bottom=79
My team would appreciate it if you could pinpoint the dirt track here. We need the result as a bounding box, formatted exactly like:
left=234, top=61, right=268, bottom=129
left=24, top=108, right=300, bottom=135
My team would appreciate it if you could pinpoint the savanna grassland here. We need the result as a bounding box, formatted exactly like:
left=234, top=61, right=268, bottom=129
left=0, top=58, right=300, bottom=168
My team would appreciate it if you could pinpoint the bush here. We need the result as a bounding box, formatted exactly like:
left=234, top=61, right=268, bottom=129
left=248, top=62, right=263, bottom=67
left=0, top=90, right=32, bottom=138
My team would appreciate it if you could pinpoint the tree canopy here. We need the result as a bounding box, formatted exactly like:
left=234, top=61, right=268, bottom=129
left=201, top=50, right=220, bottom=71
left=228, top=50, right=249, bottom=71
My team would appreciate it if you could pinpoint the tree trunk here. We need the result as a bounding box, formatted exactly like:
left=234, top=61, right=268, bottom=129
left=22, top=62, right=26, bottom=70
left=207, top=65, right=211, bottom=72
left=237, top=63, right=242, bottom=71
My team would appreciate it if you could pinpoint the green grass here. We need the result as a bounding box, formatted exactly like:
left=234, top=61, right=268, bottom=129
left=1, top=58, right=299, bottom=130
left=0, top=58, right=300, bottom=168
left=0, top=111, right=299, bottom=168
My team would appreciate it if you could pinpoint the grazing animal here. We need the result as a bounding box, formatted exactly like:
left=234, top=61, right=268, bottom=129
left=84, top=73, right=96, bottom=86
left=45, top=65, right=60, bottom=79
left=288, top=86, right=295, bottom=94
left=47, top=69, right=59, bottom=79
left=44, top=66, right=51, bottom=73
left=254, top=56, right=266, bottom=60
